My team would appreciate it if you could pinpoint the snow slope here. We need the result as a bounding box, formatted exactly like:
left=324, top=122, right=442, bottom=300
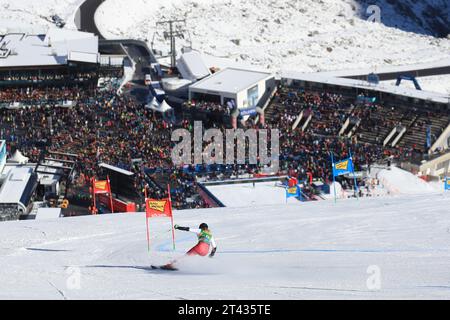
left=0, top=0, right=84, bottom=31
left=356, top=0, right=450, bottom=37
left=1, top=192, right=450, bottom=300
left=94, top=0, right=450, bottom=73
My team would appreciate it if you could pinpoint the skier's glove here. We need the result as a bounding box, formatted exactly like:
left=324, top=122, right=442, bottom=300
left=174, top=225, right=190, bottom=231
left=209, top=247, right=217, bottom=258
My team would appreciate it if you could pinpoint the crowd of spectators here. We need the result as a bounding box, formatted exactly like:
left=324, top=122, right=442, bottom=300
left=184, top=100, right=231, bottom=115
left=0, top=70, right=99, bottom=84
left=0, top=85, right=208, bottom=210
left=1, top=80, right=447, bottom=212
left=270, top=87, right=355, bottom=136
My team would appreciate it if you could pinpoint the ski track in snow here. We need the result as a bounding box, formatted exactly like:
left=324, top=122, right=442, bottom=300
left=1, top=192, right=450, bottom=299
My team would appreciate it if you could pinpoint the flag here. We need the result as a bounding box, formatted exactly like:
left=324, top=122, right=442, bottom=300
left=91, top=177, right=114, bottom=214
left=93, top=180, right=110, bottom=194
left=332, top=157, right=355, bottom=177
left=144, top=185, right=176, bottom=252
left=426, top=126, right=432, bottom=149
left=286, top=184, right=301, bottom=200
left=145, top=199, right=172, bottom=218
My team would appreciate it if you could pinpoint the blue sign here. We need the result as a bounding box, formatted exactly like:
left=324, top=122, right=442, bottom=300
left=445, top=177, right=450, bottom=191
left=286, top=184, right=302, bottom=201
left=357, top=96, right=377, bottom=104
left=0, top=141, right=6, bottom=168
left=332, top=157, right=355, bottom=177
left=240, top=108, right=257, bottom=117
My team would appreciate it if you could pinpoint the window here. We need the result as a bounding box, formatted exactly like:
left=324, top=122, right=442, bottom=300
left=247, top=85, right=259, bottom=109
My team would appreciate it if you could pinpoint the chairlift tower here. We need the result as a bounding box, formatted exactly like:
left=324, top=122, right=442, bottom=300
left=152, top=19, right=191, bottom=70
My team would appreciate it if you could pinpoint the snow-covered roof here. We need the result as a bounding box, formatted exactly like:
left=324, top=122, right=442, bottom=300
left=177, top=51, right=211, bottom=82
left=311, top=58, right=450, bottom=79
left=282, top=71, right=450, bottom=105
left=0, top=166, right=34, bottom=205
left=99, top=163, right=134, bottom=176
left=189, top=68, right=273, bottom=95
left=0, top=28, right=99, bottom=68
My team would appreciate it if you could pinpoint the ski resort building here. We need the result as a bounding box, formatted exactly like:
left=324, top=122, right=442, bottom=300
left=0, top=28, right=101, bottom=89
left=0, top=166, right=38, bottom=221
left=189, top=68, right=276, bottom=111
left=0, top=28, right=99, bottom=69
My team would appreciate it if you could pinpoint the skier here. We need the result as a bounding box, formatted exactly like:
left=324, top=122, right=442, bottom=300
left=153, top=223, right=217, bottom=271
left=174, top=223, right=217, bottom=258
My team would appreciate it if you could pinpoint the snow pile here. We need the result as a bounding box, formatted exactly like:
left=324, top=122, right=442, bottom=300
left=95, top=0, right=450, bottom=74
left=1, top=193, right=450, bottom=299
left=377, top=166, right=437, bottom=195
left=324, top=181, right=347, bottom=199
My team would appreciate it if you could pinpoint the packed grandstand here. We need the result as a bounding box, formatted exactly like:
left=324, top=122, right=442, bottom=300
left=0, top=19, right=449, bottom=221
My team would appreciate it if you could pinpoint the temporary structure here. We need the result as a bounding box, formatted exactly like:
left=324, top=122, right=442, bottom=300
left=8, top=150, right=29, bottom=164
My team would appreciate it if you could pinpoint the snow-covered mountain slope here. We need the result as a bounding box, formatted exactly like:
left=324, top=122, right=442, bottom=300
left=0, top=0, right=84, bottom=31
left=94, top=0, right=450, bottom=73
left=1, top=192, right=450, bottom=300
left=0, top=0, right=448, bottom=75
left=356, top=0, right=450, bottom=37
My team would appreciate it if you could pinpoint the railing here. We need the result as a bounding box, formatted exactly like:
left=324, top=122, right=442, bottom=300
left=430, top=122, right=450, bottom=153
left=196, top=183, right=225, bottom=208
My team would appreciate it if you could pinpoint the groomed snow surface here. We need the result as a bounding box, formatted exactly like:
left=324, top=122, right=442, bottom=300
left=95, top=0, right=450, bottom=74
left=1, top=177, right=449, bottom=299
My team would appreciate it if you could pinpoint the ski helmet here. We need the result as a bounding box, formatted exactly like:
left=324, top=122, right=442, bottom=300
left=199, top=223, right=208, bottom=230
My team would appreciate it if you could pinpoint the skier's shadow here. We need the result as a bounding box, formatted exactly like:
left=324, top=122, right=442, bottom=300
left=82, top=265, right=216, bottom=276
left=83, top=265, right=155, bottom=272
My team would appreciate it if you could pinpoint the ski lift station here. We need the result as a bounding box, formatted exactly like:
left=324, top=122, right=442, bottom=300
left=188, top=67, right=275, bottom=110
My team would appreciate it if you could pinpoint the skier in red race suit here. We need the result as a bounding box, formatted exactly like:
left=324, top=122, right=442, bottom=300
left=155, top=223, right=217, bottom=271
left=174, top=223, right=217, bottom=257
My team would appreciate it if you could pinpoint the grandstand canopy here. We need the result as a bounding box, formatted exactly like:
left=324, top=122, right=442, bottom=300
left=0, top=28, right=99, bottom=69
left=281, top=71, right=450, bottom=105
left=189, top=68, right=275, bottom=109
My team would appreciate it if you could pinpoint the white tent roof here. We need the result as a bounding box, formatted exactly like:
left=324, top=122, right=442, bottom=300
left=9, top=150, right=29, bottom=164
left=145, top=98, right=173, bottom=113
